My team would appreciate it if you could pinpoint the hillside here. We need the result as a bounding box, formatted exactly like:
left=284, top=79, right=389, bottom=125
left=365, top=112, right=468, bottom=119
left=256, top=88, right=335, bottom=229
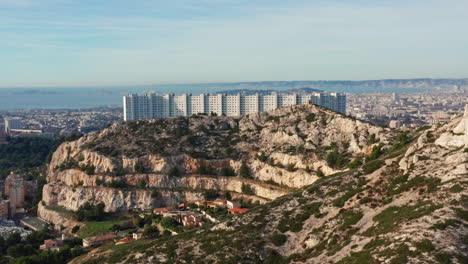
left=70, top=106, right=468, bottom=263
left=39, top=104, right=391, bottom=232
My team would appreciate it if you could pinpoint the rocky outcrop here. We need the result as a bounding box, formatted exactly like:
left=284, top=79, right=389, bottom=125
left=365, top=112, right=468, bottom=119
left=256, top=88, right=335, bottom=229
left=41, top=105, right=393, bottom=228
left=42, top=184, right=205, bottom=212
left=37, top=203, right=82, bottom=232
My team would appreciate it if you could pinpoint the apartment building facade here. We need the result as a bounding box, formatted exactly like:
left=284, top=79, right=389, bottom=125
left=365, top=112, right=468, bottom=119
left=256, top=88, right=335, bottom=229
left=123, top=92, right=346, bottom=121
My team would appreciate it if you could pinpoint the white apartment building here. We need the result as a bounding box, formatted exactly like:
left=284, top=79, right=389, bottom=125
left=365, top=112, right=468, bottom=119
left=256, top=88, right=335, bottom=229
left=123, top=92, right=346, bottom=121
left=4, top=118, right=23, bottom=133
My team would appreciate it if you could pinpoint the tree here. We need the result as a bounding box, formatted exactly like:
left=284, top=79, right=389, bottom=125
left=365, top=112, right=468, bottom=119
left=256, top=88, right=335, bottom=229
left=143, top=225, right=160, bottom=238
left=306, top=113, right=316, bottom=122
left=316, top=168, right=325, bottom=178
left=6, top=232, right=21, bottom=247
left=220, top=167, right=235, bottom=177
left=71, top=226, right=80, bottom=234
left=168, top=166, right=179, bottom=177
left=287, top=163, right=296, bottom=172
left=160, top=217, right=177, bottom=230
left=197, top=163, right=216, bottom=175
left=241, top=183, right=254, bottom=195
left=134, top=162, right=146, bottom=173
left=256, top=152, right=267, bottom=162
left=239, top=161, right=250, bottom=178
left=224, top=191, right=232, bottom=200
left=0, top=236, right=5, bottom=255
left=204, top=189, right=219, bottom=200
left=138, top=180, right=147, bottom=189
left=271, top=234, right=288, bottom=246
left=366, top=145, right=382, bottom=162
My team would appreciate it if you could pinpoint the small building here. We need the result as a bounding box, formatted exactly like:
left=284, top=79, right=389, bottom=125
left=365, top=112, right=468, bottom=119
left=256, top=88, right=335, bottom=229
left=186, top=200, right=205, bottom=207
left=40, top=239, right=64, bottom=251
left=132, top=233, right=143, bottom=240
left=20, top=217, right=49, bottom=231
left=153, top=207, right=174, bottom=215
left=116, top=237, right=134, bottom=245
left=212, top=198, right=227, bottom=208
left=227, top=200, right=241, bottom=209
left=181, top=214, right=204, bottom=227
left=83, top=234, right=118, bottom=248
left=227, top=208, right=249, bottom=215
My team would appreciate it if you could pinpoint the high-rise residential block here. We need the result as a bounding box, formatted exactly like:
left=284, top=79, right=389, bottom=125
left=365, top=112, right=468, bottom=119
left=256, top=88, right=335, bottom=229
left=123, top=92, right=346, bottom=121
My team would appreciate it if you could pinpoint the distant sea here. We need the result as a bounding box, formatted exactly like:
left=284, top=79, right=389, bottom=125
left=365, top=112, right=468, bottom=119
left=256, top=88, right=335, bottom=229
left=0, top=85, right=429, bottom=111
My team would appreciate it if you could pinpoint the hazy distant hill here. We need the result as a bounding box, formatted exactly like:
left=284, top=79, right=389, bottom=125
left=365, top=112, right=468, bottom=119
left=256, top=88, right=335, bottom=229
left=166, top=78, right=468, bottom=94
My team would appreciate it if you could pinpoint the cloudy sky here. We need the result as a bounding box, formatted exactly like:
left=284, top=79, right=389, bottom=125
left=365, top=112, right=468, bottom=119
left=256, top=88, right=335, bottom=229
left=0, top=0, right=467, bottom=87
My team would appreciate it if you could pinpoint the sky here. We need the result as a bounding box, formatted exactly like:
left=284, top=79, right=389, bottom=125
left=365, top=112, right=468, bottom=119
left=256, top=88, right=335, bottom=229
left=0, top=0, right=467, bottom=87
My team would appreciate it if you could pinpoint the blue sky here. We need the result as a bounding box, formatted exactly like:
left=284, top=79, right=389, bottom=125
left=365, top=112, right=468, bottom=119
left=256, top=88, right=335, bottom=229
left=0, top=0, right=467, bottom=87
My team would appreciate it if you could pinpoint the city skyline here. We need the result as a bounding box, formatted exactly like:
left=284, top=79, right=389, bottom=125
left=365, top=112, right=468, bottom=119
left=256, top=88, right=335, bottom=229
left=1, top=0, right=468, bottom=87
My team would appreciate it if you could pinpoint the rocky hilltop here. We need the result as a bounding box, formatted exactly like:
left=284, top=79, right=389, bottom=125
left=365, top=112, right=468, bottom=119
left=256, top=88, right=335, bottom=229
left=39, top=104, right=391, bottom=230
left=72, top=106, right=467, bottom=263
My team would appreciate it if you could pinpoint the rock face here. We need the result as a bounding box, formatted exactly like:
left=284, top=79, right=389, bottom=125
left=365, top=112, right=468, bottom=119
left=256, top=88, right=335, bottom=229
left=74, top=107, right=468, bottom=264
left=42, top=184, right=205, bottom=212
left=40, top=104, right=392, bottom=229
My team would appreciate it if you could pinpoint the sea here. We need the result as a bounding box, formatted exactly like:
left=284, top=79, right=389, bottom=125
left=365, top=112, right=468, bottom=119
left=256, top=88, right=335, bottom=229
left=0, top=85, right=429, bottom=111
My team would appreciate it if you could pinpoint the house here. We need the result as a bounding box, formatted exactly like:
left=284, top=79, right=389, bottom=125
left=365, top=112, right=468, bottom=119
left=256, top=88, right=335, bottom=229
left=227, top=208, right=249, bottom=215
left=83, top=234, right=118, bottom=248
left=207, top=202, right=217, bottom=208
left=133, top=233, right=143, bottom=240
left=153, top=207, right=173, bottom=215
left=116, top=237, right=134, bottom=245
left=212, top=198, right=227, bottom=208
left=181, top=214, right=204, bottom=227
left=227, top=200, right=241, bottom=209
left=186, top=200, right=205, bottom=207
left=40, top=239, right=64, bottom=251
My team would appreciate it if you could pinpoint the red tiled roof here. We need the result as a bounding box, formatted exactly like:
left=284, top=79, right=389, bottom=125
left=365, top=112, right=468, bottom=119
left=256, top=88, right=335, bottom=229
left=153, top=207, right=172, bottom=212
left=228, top=208, right=249, bottom=214
left=118, top=237, right=135, bottom=243
left=85, top=234, right=118, bottom=243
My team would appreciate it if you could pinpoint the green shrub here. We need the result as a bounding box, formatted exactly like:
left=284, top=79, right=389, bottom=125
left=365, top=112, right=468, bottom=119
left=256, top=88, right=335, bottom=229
left=341, top=210, right=363, bottom=226
left=435, top=252, right=452, bottom=264
left=257, top=152, right=268, bottom=162
left=241, top=183, right=254, bottom=195
left=449, top=184, right=463, bottom=193
left=333, top=187, right=362, bottom=207
left=348, top=158, right=362, bottom=169
left=414, top=239, right=435, bottom=252
left=134, top=162, right=146, bottom=173
left=220, top=167, right=235, bottom=177
left=168, top=166, right=179, bottom=177
left=239, top=161, right=250, bottom=178
left=287, top=163, right=296, bottom=172
left=204, top=189, right=219, bottom=200
left=316, top=168, right=324, bottom=177
left=359, top=197, right=373, bottom=204
left=271, top=234, right=288, bottom=246
left=306, top=113, right=316, bottom=122
left=197, top=163, right=216, bottom=175
left=362, top=160, right=384, bottom=174
left=364, top=201, right=442, bottom=236
left=71, top=225, right=80, bottom=234
left=143, top=225, right=160, bottom=238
